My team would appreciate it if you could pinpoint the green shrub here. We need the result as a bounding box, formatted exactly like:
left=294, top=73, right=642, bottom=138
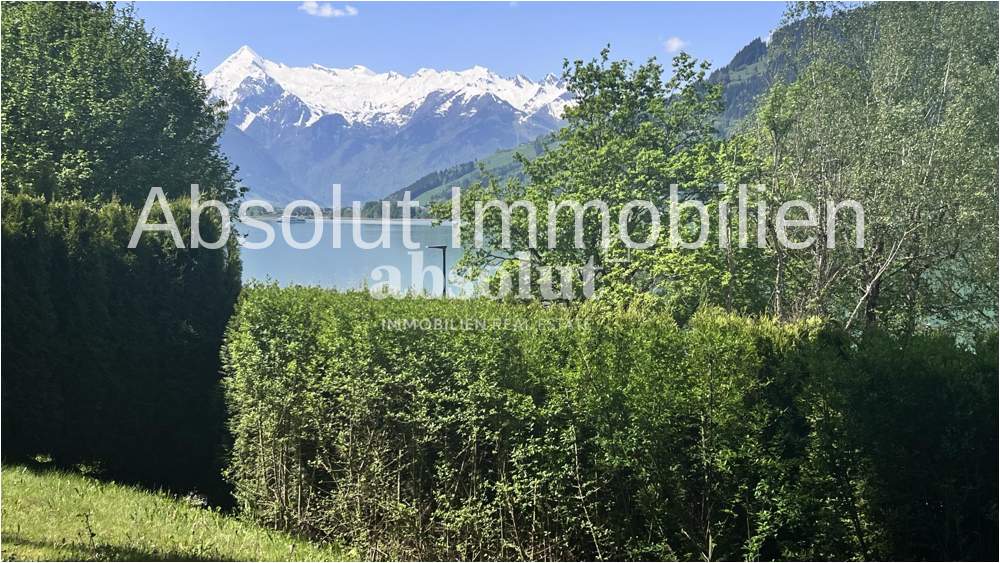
left=1, top=193, right=241, bottom=497
left=223, top=286, right=997, bottom=560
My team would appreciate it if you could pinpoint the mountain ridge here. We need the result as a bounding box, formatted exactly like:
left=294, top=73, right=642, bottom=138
left=206, top=45, right=570, bottom=130
left=205, top=46, right=571, bottom=203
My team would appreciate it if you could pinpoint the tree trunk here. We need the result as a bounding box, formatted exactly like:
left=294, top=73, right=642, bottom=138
left=864, top=277, right=881, bottom=328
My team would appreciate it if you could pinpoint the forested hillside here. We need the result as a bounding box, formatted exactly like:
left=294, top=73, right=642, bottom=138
left=707, top=23, right=802, bottom=134
left=385, top=135, right=552, bottom=203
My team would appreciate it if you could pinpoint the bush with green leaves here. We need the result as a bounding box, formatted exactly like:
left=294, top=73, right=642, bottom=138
left=223, top=287, right=997, bottom=560
left=1, top=193, right=241, bottom=497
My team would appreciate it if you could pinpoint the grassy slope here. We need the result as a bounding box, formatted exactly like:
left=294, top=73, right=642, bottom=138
left=0, top=466, right=346, bottom=561
left=411, top=142, right=538, bottom=202
left=384, top=136, right=551, bottom=204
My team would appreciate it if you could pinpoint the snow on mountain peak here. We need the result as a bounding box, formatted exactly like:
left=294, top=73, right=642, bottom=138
left=233, top=45, right=261, bottom=59
left=205, top=46, right=569, bottom=129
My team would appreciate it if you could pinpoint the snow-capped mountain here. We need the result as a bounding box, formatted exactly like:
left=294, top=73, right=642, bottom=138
left=205, top=46, right=570, bottom=203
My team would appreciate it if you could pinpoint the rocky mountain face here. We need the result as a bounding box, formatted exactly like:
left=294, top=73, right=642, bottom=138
left=205, top=46, right=571, bottom=203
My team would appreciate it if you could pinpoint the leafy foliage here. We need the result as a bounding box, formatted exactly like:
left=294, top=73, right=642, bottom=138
left=0, top=1, right=240, bottom=206
left=444, top=3, right=998, bottom=340
left=741, top=1, right=999, bottom=334
left=441, top=48, right=727, bottom=309
left=223, top=287, right=997, bottom=560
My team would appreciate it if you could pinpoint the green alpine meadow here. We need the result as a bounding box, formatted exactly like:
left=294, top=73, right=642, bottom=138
left=1, top=1, right=997, bottom=562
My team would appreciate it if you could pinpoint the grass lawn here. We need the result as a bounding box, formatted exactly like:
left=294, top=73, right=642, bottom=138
left=0, top=465, right=347, bottom=561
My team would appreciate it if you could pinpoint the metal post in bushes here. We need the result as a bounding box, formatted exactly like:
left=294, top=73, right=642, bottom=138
left=428, top=244, right=447, bottom=298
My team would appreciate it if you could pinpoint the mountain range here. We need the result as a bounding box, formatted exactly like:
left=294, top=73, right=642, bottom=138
left=207, top=26, right=802, bottom=206
left=205, top=46, right=571, bottom=203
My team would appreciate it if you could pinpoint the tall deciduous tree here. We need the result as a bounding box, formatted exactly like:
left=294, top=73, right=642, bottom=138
left=446, top=48, right=728, bottom=312
left=1, top=1, right=241, bottom=206
left=751, top=1, right=998, bottom=335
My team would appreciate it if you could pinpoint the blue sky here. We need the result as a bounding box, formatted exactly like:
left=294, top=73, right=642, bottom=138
left=134, top=1, right=788, bottom=79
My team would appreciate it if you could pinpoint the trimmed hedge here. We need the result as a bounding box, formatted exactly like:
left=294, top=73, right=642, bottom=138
left=1, top=193, right=241, bottom=497
left=223, top=286, right=997, bottom=560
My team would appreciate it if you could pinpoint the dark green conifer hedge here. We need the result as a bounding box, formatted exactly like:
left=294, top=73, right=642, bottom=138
left=1, top=194, right=241, bottom=496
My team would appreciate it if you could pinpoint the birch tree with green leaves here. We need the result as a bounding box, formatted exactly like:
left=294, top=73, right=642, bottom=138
left=750, top=1, right=998, bottom=335
left=443, top=48, right=730, bottom=314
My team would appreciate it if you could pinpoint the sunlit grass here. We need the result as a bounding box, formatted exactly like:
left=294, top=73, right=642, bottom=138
left=1, top=465, right=348, bottom=561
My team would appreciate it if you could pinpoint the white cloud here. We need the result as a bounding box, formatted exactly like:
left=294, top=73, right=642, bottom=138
left=663, top=36, right=688, bottom=53
left=298, top=2, right=358, bottom=18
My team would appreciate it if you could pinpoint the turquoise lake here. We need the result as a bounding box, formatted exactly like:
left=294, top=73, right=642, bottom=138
left=239, top=219, right=466, bottom=294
